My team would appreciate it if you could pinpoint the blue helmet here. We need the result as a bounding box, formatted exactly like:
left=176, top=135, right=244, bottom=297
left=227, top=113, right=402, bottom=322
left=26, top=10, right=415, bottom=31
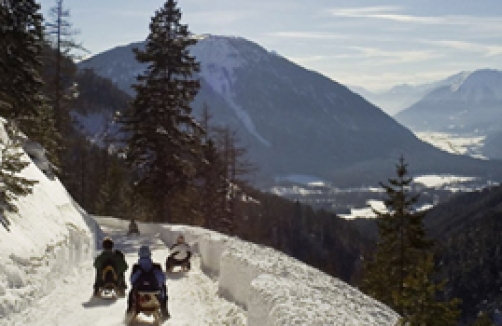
left=138, top=245, right=151, bottom=258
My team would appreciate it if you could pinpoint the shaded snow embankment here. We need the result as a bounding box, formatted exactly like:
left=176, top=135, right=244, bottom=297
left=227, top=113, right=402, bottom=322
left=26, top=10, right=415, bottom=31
left=0, top=155, right=95, bottom=319
left=96, top=217, right=399, bottom=325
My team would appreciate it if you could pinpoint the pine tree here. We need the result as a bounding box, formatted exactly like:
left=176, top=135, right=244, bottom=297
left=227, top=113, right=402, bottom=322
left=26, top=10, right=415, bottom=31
left=95, top=157, right=131, bottom=217
left=0, top=121, right=37, bottom=229
left=361, top=157, right=459, bottom=323
left=0, top=0, right=42, bottom=122
left=0, top=0, right=60, bottom=165
left=120, top=0, right=202, bottom=222
left=44, top=0, right=85, bottom=137
left=216, top=127, right=255, bottom=234
left=197, top=138, right=227, bottom=230
left=472, top=311, right=494, bottom=326
left=396, top=253, right=460, bottom=325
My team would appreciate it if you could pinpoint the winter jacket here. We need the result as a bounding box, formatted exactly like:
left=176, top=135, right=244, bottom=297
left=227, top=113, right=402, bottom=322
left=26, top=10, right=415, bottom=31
left=94, top=249, right=128, bottom=274
left=168, top=243, right=191, bottom=263
left=130, top=257, right=165, bottom=289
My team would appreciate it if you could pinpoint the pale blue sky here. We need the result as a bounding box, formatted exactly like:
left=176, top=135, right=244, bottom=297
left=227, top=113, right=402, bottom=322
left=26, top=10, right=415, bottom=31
left=37, top=0, right=502, bottom=91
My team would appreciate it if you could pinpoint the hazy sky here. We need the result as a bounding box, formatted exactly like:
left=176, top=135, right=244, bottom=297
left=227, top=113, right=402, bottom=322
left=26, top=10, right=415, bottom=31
left=37, top=0, right=502, bottom=92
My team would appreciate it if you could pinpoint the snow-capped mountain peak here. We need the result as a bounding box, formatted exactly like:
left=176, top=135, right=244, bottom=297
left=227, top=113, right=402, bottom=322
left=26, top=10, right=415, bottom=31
left=455, top=69, right=502, bottom=99
left=448, top=71, right=471, bottom=92
left=192, top=35, right=272, bottom=147
left=395, top=68, right=502, bottom=134
left=192, top=34, right=269, bottom=68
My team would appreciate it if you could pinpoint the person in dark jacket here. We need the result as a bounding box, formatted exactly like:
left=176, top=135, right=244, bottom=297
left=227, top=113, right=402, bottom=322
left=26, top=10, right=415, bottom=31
left=93, top=237, right=128, bottom=297
left=126, top=245, right=169, bottom=319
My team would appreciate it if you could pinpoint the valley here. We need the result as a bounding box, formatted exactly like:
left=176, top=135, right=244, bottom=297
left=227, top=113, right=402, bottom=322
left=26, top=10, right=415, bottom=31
left=269, top=132, right=500, bottom=219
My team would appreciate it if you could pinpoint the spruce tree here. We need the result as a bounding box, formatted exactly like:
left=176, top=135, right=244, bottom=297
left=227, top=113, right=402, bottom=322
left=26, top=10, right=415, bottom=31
left=44, top=0, right=85, bottom=138
left=0, top=121, right=37, bottom=229
left=197, top=138, right=227, bottom=230
left=473, top=311, right=494, bottom=326
left=0, top=0, right=43, bottom=122
left=120, top=0, right=202, bottom=222
left=396, top=253, right=460, bottom=325
left=0, top=0, right=60, bottom=164
left=361, top=157, right=459, bottom=324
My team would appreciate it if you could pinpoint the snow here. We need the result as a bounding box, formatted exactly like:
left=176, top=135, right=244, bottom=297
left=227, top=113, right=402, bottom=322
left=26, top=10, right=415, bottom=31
left=71, top=111, right=117, bottom=145
left=0, top=120, right=399, bottom=325
left=339, top=200, right=433, bottom=220
left=274, top=174, right=327, bottom=187
left=414, top=175, right=478, bottom=188
left=192, top=36, right=271, bottom=147
left=415, top=131, right=486, bottom=159
left=450, top=71, right=471, bottom=92
left=338, top=200, right=386, bottom=220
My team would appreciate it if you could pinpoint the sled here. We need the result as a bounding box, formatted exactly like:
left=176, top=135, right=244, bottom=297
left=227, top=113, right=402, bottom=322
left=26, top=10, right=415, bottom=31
left=165, top=257, right=190, bottom=273
left=125, top=291, right=167, bottom=325
left=165, top=244, right=191, bottom=273
left=97, top=282, right=121, bottom=300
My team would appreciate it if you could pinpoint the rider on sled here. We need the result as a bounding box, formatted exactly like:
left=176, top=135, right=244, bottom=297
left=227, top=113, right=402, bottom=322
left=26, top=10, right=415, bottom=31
left=126, top=245, right=169, bottom=320
left=93, top=237, right=128, bottom=297
left=166, top=234, right=192, bottom=272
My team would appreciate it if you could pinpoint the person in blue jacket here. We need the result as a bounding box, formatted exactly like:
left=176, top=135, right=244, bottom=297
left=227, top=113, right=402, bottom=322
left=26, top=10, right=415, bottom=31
left=126, top=245, right=169, bottom=319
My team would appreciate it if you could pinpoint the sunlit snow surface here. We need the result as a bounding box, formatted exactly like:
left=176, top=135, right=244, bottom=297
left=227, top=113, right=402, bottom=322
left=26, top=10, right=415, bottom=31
left=415, top=131, right=486, bottom=159
left=192, top=35, right=271, bottom=147
left=0, top=119, right=399, bottom=325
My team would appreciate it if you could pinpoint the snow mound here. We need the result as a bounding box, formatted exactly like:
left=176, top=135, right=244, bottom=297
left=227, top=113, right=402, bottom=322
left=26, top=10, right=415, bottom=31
left=0, top=120, right=96, bottom=319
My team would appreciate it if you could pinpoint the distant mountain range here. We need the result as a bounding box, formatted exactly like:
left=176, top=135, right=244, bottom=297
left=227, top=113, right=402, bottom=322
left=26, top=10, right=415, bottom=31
left=78, top=35, right=502, bottom=187
left=395, top=69, right=502, bottom=135
left=349, top=72, right=470, bottom=115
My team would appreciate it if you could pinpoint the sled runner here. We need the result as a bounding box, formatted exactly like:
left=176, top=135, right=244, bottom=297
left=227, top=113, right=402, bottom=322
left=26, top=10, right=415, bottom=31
left=125, top=290, right=167, bottom=325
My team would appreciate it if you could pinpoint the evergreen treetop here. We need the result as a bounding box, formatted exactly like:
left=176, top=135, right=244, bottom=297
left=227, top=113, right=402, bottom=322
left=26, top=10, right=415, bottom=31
left=361, top=157, right=459, bottom=324
left=120, top=0, right=203, bottom=222
left=0, top=0, right=44, bottom=125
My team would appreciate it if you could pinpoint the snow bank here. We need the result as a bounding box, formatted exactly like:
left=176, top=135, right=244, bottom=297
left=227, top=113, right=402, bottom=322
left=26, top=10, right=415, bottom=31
left=0, top=122, right=94, bottom=319
left=116, top=221, right=399, bottom=325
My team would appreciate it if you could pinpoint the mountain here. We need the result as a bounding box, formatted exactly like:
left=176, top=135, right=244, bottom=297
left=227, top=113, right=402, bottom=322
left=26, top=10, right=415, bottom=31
left=482, top=131, right=502, bottom=159
left=78, top=35, right=502, bottom=187
left=71, top=68, right=132, bottom=144
left=395, top=69, right=502, bottom=135
left=349, top=72, right=470, bottom=116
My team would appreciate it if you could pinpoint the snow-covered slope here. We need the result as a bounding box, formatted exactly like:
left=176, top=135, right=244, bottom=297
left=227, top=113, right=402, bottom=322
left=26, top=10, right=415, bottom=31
left=395, top=69, right=502, bottom=135
left=0, top=121, right=97, bottom=318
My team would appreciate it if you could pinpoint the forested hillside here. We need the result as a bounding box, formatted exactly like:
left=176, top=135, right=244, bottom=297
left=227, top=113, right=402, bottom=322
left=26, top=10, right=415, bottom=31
left=424, top=185, right=502, bottom=324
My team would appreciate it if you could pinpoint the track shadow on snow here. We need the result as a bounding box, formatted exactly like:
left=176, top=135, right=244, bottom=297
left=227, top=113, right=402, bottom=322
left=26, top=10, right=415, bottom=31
left=81, top=296, right=118, bottom=308
left=165, top=271, right=188, bottom=280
